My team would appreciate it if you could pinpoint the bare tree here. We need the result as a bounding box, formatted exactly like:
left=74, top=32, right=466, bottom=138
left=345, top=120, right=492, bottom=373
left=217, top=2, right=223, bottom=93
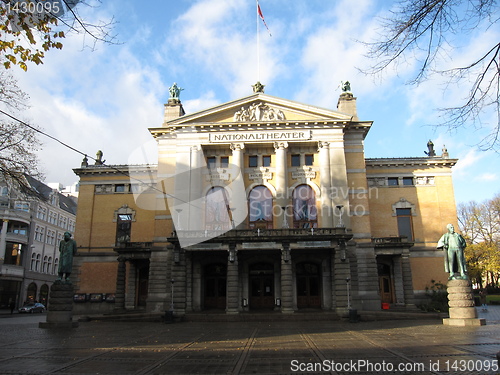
left=362, top=0, right=500, bottom=151
left=0, top=0, right=117, bottom=71
left=0, top=70, right=44, bottom=197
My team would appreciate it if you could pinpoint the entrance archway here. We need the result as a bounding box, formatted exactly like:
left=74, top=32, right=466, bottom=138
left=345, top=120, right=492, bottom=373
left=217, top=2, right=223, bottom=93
left=27, top=282, right=37, bottom=303
left=204, top=263, right=227, bottom=310
left=296, top=262, right=321, bottom=308
left=249, top=263, right=274, bottom=309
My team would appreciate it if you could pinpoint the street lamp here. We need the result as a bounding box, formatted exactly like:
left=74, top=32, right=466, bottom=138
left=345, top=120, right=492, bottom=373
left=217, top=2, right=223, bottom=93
left=170, top=278, right=175, bottom=312
left=281, top=206, right=289, bottom=228
left=336, top=205, right=344, bottom=227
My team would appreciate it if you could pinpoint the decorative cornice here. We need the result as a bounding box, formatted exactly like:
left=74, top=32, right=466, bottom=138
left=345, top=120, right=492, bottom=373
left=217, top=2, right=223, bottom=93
left=365, top=157, right=458, bottom=168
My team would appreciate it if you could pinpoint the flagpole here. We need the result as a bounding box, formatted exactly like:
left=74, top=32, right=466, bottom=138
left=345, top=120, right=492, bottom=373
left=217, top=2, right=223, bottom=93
left=256, top=0, right=260, bottom=82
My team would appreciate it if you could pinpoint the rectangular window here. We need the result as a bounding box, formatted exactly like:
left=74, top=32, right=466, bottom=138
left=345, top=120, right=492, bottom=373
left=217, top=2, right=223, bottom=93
left=249, top=155, right=258, bottom=168
left=115, top=184, right=126, bottom=193
left=116, top=214, right=132, bottom=243
left=207, top=156, right=216, bottom=169
left=305, top=154, right=314, bottom=166
left=402, top=177, right=414, bottom=186
left=220, top=156, right=229, bottom=168
left=396, top=208, right=413, bottom=241
left=387, top=177, right=399, bottom=186
left=14, top=201, right=30, bottom=212
left=262, top=155, right=271, bottom=167
left=291, top=154, right=301, bottom=167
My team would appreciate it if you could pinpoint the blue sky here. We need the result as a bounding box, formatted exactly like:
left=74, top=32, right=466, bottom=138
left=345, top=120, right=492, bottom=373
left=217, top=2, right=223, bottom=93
left=9, top=0, right=500, bottom=205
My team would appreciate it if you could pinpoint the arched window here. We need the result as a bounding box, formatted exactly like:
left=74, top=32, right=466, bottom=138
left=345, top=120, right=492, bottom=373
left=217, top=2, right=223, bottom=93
left=31, top=253, right=37, bottom=271
left=48, top=257, right=53, bottom=274
left=42, top=256, right=48, bottom=273
left=35, top=254, right=41, bottom=272
left=248, top=186, right=273, bottom=229
left=39, top=284, right=49, bottom=306
left=27, top=282, right=37, bottom=302
left=205, top=187, right=231, bottom=230
left=54, top=258, right=59, bottom=274
left=292, top=185, right=317, bottom=228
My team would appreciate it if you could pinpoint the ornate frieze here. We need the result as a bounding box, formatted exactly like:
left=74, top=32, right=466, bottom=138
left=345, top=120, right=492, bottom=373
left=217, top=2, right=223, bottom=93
left=233, top=102, right=286, bottom=122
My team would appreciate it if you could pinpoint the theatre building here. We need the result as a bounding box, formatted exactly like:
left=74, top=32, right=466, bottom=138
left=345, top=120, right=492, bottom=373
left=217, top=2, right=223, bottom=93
left=72, top=85, right=456, bottom=317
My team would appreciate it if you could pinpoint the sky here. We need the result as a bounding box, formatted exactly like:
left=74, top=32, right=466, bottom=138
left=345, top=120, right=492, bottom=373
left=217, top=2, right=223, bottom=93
left=5, top=0, right=500, bottom=205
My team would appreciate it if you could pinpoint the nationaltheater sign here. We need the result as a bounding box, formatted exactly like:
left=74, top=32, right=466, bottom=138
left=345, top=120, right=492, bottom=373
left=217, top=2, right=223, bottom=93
left=209, top=130, right=312, bottom=143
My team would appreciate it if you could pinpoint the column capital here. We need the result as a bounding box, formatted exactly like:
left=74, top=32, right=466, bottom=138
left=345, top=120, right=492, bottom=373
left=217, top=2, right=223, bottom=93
left=318, top=141, right=330, bottom=150
left=274, top=141, right=289, bottom=150
left=230, top=143, right=245, bottom=152
left=190, top=144, right=202, bottom=152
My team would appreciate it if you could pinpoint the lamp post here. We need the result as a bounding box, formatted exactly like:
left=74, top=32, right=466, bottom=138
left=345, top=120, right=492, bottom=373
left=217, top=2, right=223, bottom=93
left=281, top=206, right=289, bottom=228
left=346, top=277, right=351, bottom=310
left=336, top=205, right=344, bottom=227
left=170, top=278, right=175, bottom=312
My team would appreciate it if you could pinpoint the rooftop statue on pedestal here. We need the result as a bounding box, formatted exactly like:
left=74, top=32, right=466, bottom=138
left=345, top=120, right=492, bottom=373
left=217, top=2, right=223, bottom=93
left=424, top=140, right=436, bottom=157
left=169, top=82, right=184, bottom=101
left=437, top=224, right=468, bottom=280
left=252, top=81, right=265, bottom=93
left=341, top=81, right=351, bottom=93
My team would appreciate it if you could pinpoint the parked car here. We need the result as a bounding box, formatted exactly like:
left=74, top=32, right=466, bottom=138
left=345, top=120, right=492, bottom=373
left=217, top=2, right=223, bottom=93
left=18, top=303, right=45, bottom=313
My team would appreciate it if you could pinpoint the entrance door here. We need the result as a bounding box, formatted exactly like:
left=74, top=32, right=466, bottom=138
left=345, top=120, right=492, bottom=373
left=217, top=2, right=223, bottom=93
left=379, top=275, right=393, bottom=303
left=204, top=264, right=227, bottom=310
left=136, top=260, right=149, bottom=307
left=377, top=262, right=394, bottom=304
left=249, top=263, right=274, bottom=309
left=296, top=262, right=321, bottom=308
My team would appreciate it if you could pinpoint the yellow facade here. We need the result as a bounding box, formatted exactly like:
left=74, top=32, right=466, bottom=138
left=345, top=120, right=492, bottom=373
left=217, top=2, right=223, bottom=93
left=72, top=91, right=458, bottom=316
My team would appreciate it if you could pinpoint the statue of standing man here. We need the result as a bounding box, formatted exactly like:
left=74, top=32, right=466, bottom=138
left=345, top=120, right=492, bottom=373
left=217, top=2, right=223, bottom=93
left=437, top=224, right=467, bottom=280
left=58, top=231, right=77, bottom=283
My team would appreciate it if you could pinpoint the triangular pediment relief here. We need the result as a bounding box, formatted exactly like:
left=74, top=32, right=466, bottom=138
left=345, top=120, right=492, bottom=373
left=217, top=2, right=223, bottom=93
left=167, top=93, right=353, bottom=126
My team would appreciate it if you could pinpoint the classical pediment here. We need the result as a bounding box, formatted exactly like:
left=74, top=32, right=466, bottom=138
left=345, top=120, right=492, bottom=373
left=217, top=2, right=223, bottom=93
left=166, top=93, right=353, bottom=126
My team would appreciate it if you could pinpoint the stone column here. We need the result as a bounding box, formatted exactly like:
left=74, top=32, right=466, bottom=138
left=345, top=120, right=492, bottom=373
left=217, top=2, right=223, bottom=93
left=443, top=279, right=485, bottom=326
left=318, top=141, right=333, bottom=227
left=0, top=219, right=8, bottom=261
left=146, top=247, right=171, bottom=313
left=354, top=245, right=380, bottom=311
left=171, top=245, right=187, bottom=316
left=400, top=252, right=416, bottom=307
left=189, top=145, right=203, bottom=231
left=226, top=243, right=239, bottom=314
left=274, top=142, right=289, bottom=228
left=230, top=143, right=246, bottom=229
left=332, top=242, right=351, bottom=316
left=114, top=256, right=126, bottom=311
left=280, top=242, right=294, bottom=313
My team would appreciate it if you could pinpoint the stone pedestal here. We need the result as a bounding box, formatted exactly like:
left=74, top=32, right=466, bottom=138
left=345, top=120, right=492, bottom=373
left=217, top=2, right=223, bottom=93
left=39, top=282, right=79, bottom=328
left=443, top=279, right=485, bottom=326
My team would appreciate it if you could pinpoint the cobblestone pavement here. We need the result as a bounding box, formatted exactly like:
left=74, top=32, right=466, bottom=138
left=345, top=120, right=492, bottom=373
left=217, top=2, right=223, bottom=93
left=0, top=307, right=499, bottom=375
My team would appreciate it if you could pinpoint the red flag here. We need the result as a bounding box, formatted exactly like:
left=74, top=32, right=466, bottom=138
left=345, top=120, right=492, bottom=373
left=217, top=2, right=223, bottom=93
left=257, top=2, right=272, bottom=36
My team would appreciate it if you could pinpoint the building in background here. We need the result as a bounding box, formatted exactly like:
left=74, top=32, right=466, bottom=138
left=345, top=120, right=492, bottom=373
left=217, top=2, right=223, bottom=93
left=0, top=175, right=77, bottom=310
left=72, top=85, right=456, bottom=317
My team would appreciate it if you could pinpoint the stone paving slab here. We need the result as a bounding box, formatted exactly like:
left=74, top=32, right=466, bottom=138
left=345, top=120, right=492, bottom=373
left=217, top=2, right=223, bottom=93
left=0, top=307, right=499, bottom=374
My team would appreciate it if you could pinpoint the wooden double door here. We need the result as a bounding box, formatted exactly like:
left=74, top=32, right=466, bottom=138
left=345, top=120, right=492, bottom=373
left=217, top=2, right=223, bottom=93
left=296, top=262, right=321, bottom=308
left=204, top=264, right=227, bottom=310
left=249, top=263, right=274, bottom=309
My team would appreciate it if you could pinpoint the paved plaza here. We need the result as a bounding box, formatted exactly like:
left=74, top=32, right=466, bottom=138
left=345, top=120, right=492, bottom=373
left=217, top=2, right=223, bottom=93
left=0, top=307, right=499, bottom=375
